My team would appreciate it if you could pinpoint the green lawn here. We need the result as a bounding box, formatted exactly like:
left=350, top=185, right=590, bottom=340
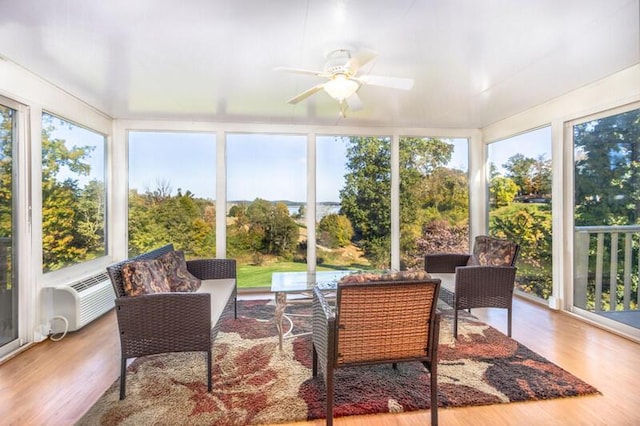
left=237, top=262, right=365, bottom=288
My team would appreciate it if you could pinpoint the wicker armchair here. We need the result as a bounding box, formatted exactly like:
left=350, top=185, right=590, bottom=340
left=425, top=235, right=519, bottom=338
left=312, top=278, right=441, bottom=426
left=106, top=244, right=237, bottom=400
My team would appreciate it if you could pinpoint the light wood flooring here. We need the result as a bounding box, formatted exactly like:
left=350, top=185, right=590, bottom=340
left=1, top=296, right=639, bottom=426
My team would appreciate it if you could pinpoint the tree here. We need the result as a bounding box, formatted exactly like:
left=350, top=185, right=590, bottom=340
left=226, top=198, right=299, bottom=262
left=340, top=137, right=392, bottom=263
left=318, top=214, right=354, bottom=248
left=490, top=176, right=518, bottom=207
left=504, top=154, right=535, bottom=196
left=75, top=179, right=106, bottom=257
left=128, top=183, right=216, bottom=258
left=503, top=153, right=551, bottom=198
left=340, top=136, right=461, bottom=268
left=41, top=115, right=98, bottom=271
left=574, top=109, right=640, bottom=226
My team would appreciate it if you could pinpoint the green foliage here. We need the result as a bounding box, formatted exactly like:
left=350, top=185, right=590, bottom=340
left=318, top=214, right=354, bottom=248
left=339, top=137, right=392, bottom=261
left=490, top=176, right=518, bottom=207
left=398, top=138, right=468, bottom=268
left=490, top=203, right=553, bottom=299
left=128, top=188, right=216, bottom=258
left=574, top=109, right=640, bottom=226
left=41, top=114, right=104, bottom=271
left=225, top=198, right=299, bottom=262
left=503, top=153, right=551, bottom=197
left=0, top=107, right=14, bottom=241
left=339, top=136, right=466, bottom=269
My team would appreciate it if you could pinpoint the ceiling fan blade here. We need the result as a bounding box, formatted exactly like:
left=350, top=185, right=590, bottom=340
left=274, top=66, right=327, bottom=77
left=358, top=74, right=414, bottom=90
left=345, top=49, right=378, bottom=74
left=346, top=92, right=363, bottom=111
left=287, top=83, right=325, bottom=104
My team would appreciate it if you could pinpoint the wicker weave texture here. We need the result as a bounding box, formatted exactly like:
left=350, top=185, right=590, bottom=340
left=312, top=278, right=442, bottom=425
left=312, top=287, right=335, bottom=381
left=336, top=282, right=437, bottom=364
left=424, top=253, right=470, bottom=273
left=187, top=258, right=236, bottom=280
left=116, top=292, right=212, bottom=358
left=455, top=266, right=516, bottom=310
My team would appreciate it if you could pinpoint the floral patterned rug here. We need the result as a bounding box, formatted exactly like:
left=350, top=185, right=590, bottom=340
left=79, top=299, right=599, bottom=425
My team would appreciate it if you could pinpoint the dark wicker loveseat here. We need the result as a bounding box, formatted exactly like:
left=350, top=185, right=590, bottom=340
left=106, top=244, right=237, bottom=399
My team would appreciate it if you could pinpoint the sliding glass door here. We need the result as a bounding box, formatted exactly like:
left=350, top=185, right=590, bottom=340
left=0, top=100, right=18, bottom=357
left=573, top=106, right=640, bottom=331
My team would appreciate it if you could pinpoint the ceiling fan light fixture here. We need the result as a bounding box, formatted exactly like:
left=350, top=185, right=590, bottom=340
left=323, top=74, right=358, bottom=101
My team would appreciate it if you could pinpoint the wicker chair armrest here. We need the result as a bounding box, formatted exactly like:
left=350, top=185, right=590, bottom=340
left=187, top=258, right=236, bottom=280
left=425, top=253, right=471, bottom=273
left=115, top=292, right=211, bottom=358
left=454, top=266, right=517, bottom=308
left=312, top=286, right=336, bottom=378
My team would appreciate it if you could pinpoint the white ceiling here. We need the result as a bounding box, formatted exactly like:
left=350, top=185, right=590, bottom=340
left=0, top=0, right=638, bottom=128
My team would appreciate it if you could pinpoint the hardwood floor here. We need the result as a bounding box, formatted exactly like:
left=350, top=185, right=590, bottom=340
left=1, top=296, right=639, bottom=426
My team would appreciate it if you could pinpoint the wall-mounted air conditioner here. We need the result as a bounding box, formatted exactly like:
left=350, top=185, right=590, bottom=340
left=49, top=272, right=115, bottom=333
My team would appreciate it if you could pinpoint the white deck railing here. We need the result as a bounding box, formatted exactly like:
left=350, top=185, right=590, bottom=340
left=574, top=225, right=640, bottom=311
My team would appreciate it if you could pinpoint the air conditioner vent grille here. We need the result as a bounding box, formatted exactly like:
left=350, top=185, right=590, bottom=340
left=70, top=272, right=110, bottom=293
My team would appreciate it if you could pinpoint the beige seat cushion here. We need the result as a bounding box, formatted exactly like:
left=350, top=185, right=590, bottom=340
left=197, top=278, right=236, bottom=324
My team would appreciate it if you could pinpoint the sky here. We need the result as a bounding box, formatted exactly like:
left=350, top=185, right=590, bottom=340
left=488, top=126, right=552, bottom=174
left=51, top=126, right=552, bottom=202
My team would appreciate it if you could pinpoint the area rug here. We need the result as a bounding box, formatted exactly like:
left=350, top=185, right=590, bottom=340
left=79, top=300, right=599, bottom=425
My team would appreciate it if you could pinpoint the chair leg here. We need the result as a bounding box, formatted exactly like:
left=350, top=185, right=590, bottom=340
left=392, top=362, right=398, bottom=370
left=430, top=363, right=438, bottom=425
left=119, top=357, right=127, bottom=400
left=326, top=368, right=334, bottom=426
left=453, top=309, right=459, bottom=339
left=234, top=296, right=238, bottom=319
left=312, top=344, right=318, bottom=377
left=207, top=349, right=212, bottom=392
left=507, top=307, right=512, bottom=337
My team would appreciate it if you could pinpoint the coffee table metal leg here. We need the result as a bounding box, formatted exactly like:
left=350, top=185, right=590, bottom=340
left=275, top=291, right=287, bottom=351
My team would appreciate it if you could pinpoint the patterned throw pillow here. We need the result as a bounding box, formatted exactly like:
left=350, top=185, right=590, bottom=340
left=339, top=270, right=431, bottom=284
left=473, top=236, right=518, bottom=266
left=157, top=250, right=201, bottom=292
left=121, top=259, right=171, bottom=296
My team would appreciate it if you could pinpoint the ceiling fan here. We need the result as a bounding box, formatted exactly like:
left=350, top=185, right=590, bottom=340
left=275, top=48, right=414, bottom=113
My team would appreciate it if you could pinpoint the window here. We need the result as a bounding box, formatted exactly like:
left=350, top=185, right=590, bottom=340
left=128, top=131, right=216, bottom=257
left=226, top=134, right=306, bottom=288
left=399, top=137, right=469, bottom=269
left=316, top=135, right=387, bottom=271
left=0, top=101, right=17, bottom=353
left=573, top=107, right=640, bottom=324
left=487, top=127, right=552, bottom=300
left=42, top=113, right=106, bottom=272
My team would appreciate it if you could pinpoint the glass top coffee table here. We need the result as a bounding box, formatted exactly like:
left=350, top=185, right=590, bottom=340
left=271, top=270, right=353, bottom=351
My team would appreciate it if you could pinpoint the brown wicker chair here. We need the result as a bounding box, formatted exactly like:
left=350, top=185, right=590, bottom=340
left=106, top=244, right=237, bottom=400
left=312, top=278, right=441, bottom=426
left=425, top=235, right=519, bottom=338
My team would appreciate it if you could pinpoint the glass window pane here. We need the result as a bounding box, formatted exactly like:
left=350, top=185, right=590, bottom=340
left=42, top=113, right=106, bottom=272
left=317, top=136, right=391, bottom=271
left=128, top=131, right=216, bottom=257
left=400, top=137, right=469, bottom=269
left=487, top=127, right=552, bottom=300
left=0, top=104, right=17, bottom=349
left=226, top=134, right=306, bottom=288
left=573, top=108, right=640, bottom=322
